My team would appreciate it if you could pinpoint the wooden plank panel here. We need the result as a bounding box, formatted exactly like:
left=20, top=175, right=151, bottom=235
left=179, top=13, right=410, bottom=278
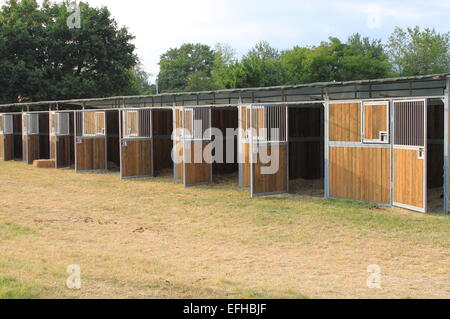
left=174, top=140, right=183, bottom=180
left=96, top=112, right=105, bottom=134
left=1, top=134, right=13, bottom=160
left=184, top=141, right=211, bottom=185
left=0, top=134, right=4, bottom=159
left=253, top=144, right=287, bottom=194
left=76, top=138, right=106, bottom=170
left=364, top=104, right=388, bottom=140
left=121, top=139, right=153, bottom=178
left=242, top=142, right=250, bottom=187
left=83, top=112, right=96, bottom=135
left=26, top=135, right=40, bottom=164
left=394, top=149, right=424, bottom=209
left=50, top=135, right=56, bottom=160
left=329, top=146, right=390, bottom=204
left=329, top=103, right=361, bottom=142
left=125, top=111, right=138, bottom=136
left=56, top=136, right=72, bottom=168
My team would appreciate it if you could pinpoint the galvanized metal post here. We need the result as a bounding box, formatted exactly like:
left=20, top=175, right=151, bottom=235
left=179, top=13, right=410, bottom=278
left=389, top=99, right=395, bottom=207
left=286, top=103, right=289, bottom=193
left=324, top=93, right=330, bottom=198
left=238, top=103, right=243, bottom=188
left=250, top=104, right=254, bottom=198
left=443, top=78, right=449, bottom=214
left=119, top=109, right=123, bottom=179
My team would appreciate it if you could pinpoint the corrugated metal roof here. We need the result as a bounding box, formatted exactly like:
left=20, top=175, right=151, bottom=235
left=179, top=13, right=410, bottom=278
left=0, top=73, right=448, bottom=110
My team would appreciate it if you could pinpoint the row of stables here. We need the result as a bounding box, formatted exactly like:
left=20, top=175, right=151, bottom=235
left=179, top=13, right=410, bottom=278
left=0, top=73, right=449, bottom=213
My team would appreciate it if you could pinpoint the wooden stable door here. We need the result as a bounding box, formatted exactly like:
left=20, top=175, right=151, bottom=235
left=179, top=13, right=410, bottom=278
left=75, top=137, right=106, bottom=171
left=173, top=108, right=184, bottom=181
left=250, top=105, right=288, bottom=197
left=1, top=134, right=14, bottom=161
left=239, top=105, right=251, bottom=188
left=1, top=114, right=14, bottom=161
left=75, top=111, right=107, bottom=171
left=120, top=139, right=153, bottom=178
left=120, top=109, right=154, bottom=179
left=183, top=108, right=212, bottom=187
left=393, top=100, right=427, bottom=212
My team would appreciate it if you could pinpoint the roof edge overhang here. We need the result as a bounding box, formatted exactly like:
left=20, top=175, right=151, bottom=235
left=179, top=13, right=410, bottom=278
left=0, top=72, right=448, bottom=109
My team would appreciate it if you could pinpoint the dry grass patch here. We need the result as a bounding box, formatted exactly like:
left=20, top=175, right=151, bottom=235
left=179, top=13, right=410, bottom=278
left=0, top=161, right=449, bottom=299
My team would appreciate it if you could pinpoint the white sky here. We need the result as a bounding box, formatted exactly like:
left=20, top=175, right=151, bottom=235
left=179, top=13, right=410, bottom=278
left=1, top=0, right=449, bottom=81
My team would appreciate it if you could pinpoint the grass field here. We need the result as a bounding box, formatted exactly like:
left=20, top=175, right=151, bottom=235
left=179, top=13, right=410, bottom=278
left=0, top=161, right=449, bottom=299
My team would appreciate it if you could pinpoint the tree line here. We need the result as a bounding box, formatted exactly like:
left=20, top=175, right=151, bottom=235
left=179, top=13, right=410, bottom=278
left=0, top=0, right=154, bottom=104
left=0, top=0, right=448, bottom=104
left=158, top=28, right=449, bottom=93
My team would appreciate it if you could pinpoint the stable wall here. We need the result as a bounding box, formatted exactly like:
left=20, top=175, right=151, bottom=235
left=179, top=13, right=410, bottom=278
left=328, top=102, right=391, bottom=204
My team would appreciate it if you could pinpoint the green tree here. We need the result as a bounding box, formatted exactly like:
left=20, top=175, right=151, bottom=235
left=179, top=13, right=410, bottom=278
left=0, top=0, right=138, bottom=104
left=127, top=63, right=156, bottom=95
left=157, top=43, right=215, bottom=92
left=281, top=34, right=391, bottom=84
left=234, top=41, right=288, bottom=88
left=386, top=26, right=450, bottom=76
left=211, top=43, right=237, bottom=89
left=280, top=46, right=312, bottom=84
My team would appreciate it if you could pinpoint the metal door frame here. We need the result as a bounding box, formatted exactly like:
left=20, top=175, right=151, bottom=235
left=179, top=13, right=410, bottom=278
left=392, top=99, right=427, bottom=213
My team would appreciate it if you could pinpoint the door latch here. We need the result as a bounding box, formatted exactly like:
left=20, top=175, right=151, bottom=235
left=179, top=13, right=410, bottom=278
left=379, top=131, right=389, bottom=143
left=418, top=148, right=425, bottom=159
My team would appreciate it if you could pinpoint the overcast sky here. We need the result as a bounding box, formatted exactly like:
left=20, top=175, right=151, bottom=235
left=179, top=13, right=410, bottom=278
left=2, top=0, right=449, bottom=80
